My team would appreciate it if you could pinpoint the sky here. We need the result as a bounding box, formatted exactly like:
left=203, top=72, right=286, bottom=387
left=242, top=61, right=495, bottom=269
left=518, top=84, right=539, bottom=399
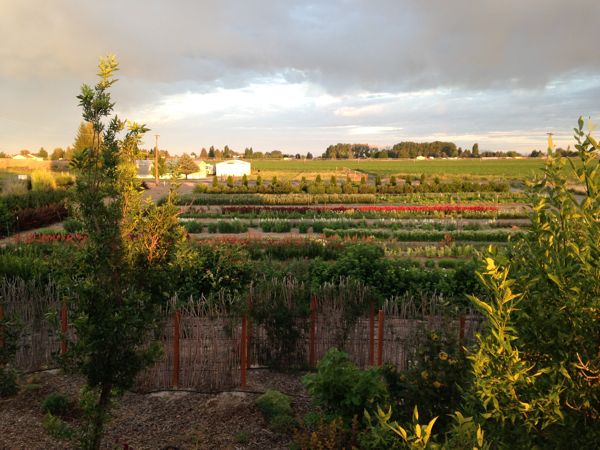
left=1, top=0, right=599, bottom=156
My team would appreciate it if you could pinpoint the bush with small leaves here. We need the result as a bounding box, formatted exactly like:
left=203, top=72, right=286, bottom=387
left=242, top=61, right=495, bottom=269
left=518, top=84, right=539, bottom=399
left=41, top=392, right=71, bottom=417
left=256, top=389, right=293, bottom=420
left=303, top=348, right=388, bottom=423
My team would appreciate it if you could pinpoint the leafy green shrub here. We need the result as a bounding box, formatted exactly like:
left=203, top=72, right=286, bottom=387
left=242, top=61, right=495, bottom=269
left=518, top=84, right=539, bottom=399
left=293, top=416, right=359, bottom=450
left=182, top=221, right=203, bottom=233
left=63, top=217, right=84, bottom=233
left=250, top=278, right=311, bottom=368
left=438, top=259, right=460, bottom=269
left=269, top=414, right=298, bottom=434
left=256, top=389, right=293, bottom=420
left=42, top=413, right=73, bottom=440
left=304, top=348, right=388, bottom=422
left=41, top=392, right=71, bottom=417
left=297, top=222, right=310, bottom=233
left=260, top=220, right=292, bottom=232
left=464, top=120, right=600, bottom=448
left=381, top=328, right=469, bottom=429
left=207, top=220, right=247, bottom=233
left=0, top=366, right=18, bottom=398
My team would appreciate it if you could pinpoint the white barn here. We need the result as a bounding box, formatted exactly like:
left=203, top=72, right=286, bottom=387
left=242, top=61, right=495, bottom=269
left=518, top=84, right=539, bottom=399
left=215, top=160, right=251, bottom=177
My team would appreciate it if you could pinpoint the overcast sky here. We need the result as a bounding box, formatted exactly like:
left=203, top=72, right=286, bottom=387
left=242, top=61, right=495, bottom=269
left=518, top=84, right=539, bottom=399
left=1, top=0, right=599, bottom=155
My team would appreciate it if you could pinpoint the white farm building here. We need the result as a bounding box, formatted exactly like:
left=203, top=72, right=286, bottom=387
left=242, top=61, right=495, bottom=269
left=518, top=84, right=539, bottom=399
left=215, top=160, right=251, bottom=178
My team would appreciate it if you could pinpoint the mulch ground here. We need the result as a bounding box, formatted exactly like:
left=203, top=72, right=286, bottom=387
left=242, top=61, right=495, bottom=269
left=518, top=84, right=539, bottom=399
left=0, top=369, right=312, bottom=450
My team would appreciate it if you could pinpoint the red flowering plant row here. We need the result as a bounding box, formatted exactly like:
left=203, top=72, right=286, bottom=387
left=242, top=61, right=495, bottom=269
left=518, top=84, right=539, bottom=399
left=354, top=205, right=498, bottom=212
left=221, top=204, right=498, bottom=214
left=23, top=232, right=87, bottom=244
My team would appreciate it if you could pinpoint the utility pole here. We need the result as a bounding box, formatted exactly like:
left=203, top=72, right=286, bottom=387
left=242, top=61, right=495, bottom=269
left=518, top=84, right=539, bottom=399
left=154, top=134, right=160, bottom=186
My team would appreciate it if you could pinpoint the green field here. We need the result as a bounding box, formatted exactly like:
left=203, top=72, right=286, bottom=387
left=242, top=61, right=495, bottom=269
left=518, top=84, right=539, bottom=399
left=250, top=158, right=547, bottom=179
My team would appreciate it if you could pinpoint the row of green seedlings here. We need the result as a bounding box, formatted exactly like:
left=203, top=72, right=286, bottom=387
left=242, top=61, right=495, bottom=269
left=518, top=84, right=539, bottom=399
left=194, top=174, right=510, bottom=195
left=181, top=207, right=530, bottom=221
left=174, top=191, right=528, bottom=206
left=322, top=228, right=522, bottom=242
left=386, top=243, right=481, bottom=259
left=182, top=218, right=524, bottom=235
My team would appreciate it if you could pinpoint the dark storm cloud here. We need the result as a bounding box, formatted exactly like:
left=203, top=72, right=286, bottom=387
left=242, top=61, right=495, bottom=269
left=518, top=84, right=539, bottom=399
left=3, top=0, right=599, bottom=92
left=0, top=0, right=599, bottom=153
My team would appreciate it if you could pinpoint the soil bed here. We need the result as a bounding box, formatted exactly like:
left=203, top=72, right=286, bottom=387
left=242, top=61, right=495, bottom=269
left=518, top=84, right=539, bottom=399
left=0, top=369, right=311, bottom=450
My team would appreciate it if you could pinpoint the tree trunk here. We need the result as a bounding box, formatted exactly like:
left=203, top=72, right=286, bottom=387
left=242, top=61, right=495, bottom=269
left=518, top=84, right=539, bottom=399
left=90, top=383, right=112, bottom=450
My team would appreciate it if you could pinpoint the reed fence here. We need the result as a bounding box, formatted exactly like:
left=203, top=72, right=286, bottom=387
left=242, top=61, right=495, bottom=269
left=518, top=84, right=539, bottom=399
left=2, top=277, right=484, bottom=393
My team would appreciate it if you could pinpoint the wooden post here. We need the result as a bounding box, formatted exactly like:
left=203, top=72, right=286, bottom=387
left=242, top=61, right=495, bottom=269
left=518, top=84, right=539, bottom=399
left=309, top=296, right=317, bottom=368
left=60, top=302, right=68, bottom=355
left=246, top=292, right=253, bottom=369
left=240, top=314, right=248, bottom=387
left=377, top=309, right=384, bottom=366
left=368, top=302, right=375, bottom=366
left=459, top=314, right=465, bottom=352
left=172, top=310, right=180, bottom=389
left=0, top=305, right=4, bottom=350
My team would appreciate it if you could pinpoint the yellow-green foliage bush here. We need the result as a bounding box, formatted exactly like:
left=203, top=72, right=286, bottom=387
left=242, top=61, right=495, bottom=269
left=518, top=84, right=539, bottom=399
left=30, top=170, right=56, bottom=191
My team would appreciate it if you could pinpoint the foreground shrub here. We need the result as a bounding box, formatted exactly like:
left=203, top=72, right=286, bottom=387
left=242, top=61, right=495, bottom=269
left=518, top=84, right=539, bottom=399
left=303, top=348, right=388, bottom=422
left=381, top=328, right=469, bottom=430
left=256, top=390, right=297, bottom=435
left=41, top=392, right=71, bottom=417
left=42, top=413, right=73, bottom=440
left=293, top=416, right=358, bottom=450
left=256, top=389, right=293, bottom=420
left=0, top=366, right=18, bottom=398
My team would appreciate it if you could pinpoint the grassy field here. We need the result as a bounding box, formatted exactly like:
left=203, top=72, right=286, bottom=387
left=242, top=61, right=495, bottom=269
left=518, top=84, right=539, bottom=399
left=250, top=158, right=546, bottom=180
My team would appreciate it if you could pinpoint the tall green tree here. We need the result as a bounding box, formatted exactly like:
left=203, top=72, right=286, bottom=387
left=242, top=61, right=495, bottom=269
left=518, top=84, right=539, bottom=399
left=66, top=122, right=96, bottom=160
left=50, top=147, right=65, bottom=160
left=177, top=153, right=199, bottom=179
left=65, top=55, right=186, bottom=449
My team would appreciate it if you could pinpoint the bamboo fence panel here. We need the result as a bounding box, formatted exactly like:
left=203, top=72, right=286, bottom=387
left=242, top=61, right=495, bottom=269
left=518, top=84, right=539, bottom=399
left=1, top=278, right=61, bottom=372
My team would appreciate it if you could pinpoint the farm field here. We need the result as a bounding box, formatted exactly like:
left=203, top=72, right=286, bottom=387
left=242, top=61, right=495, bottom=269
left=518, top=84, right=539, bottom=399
left=250, top=157, right=548, bottom=179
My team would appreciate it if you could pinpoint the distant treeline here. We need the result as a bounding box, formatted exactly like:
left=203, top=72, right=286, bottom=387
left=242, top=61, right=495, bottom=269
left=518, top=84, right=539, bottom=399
left=322, top=142, right=539, bottom=159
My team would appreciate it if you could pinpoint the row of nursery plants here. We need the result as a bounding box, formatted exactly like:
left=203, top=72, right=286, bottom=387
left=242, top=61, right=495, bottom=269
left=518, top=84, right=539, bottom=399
left=182, top=218, right=523, bottom=234
left=195, top=176, right=510, bottom=195
left=173, top=191, right=527, bottom=206
left=182, top=205, right=529, bottom=220
left=0, top=190, right=71, bottom=237
left=322, top=228, right=521, bottom=242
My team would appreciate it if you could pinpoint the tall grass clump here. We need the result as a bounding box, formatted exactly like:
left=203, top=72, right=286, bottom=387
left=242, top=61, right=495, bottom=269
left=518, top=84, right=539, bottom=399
left=31, top=170, right=57, bottom=191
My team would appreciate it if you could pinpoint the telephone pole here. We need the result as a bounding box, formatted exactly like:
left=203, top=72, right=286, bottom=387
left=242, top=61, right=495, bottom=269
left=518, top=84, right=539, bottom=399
left=154, top=134, right=160, bottom=186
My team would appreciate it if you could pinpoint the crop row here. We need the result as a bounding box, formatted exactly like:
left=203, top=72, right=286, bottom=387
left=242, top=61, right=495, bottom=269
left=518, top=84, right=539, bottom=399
left=182, top=217, right=520, bottom=233
left=322, top=228, right=522, bottom=242
left=173, top=191, right=527, bottom=206
left=194, top=177, right=510, bottom=195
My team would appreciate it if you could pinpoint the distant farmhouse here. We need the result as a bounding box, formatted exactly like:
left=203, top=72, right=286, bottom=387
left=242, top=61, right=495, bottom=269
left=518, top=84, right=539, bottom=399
left=12, top=154, right=43, bottom=161
left=215, top=160, right=251, bottom=178
left=188, top=160, right=214, bottom=179
left=135, top=159, right=218, bottom=179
